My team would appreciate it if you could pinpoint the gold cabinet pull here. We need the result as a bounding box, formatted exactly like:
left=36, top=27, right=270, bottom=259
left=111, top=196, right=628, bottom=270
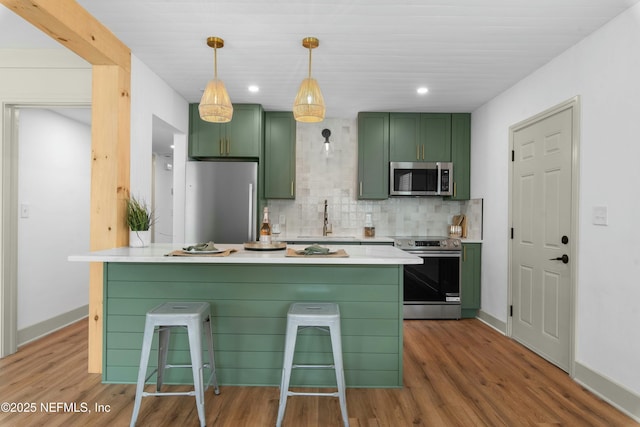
left=359, top=181, right=363, bottom=197
left=454, top=182, right=457, bottom=198
left=226, top=139, right=230, bottom=154
left=290, top=181, right=294, bottom=196
left=422, top=144, right=425, bottom=160
left=463, top=246, right=467, bottom=262
left=219, top=139, right=224, bottom=155
left=416, top=145, right=419, bottom=160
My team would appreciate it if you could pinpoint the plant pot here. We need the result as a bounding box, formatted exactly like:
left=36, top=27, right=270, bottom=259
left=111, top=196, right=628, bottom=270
left=129, top=230, right=151, bottom=248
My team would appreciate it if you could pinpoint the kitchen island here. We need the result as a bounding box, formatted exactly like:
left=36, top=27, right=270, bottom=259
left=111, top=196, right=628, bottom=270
left=70, top=243, right=420, bottom=388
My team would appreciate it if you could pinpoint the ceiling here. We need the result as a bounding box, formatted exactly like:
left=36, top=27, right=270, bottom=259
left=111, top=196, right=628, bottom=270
left=2, top=0, right=639, bottom=119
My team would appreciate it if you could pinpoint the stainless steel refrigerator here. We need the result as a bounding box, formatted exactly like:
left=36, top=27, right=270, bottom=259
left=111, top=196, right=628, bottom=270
left=185, top=161, right=257, bottom=244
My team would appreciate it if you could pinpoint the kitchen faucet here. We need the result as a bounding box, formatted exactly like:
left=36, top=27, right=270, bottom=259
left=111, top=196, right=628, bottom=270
left=322, top=199, right=329, bottom=236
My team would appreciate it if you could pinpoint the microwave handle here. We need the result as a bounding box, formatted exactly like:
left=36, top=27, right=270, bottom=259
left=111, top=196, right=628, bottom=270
left=436, top=162, right=441, bottom=195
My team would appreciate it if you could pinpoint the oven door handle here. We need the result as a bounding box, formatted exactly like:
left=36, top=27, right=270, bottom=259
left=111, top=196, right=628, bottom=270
left=406, top=251, right=461, bottom=257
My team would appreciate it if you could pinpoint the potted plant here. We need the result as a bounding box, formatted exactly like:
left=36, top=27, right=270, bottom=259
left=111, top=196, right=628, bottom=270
left=126, top=195, right=154, bottom=247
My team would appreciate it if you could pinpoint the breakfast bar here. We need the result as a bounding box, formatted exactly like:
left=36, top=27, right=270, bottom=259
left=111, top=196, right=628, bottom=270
left=70, top=243, right=420, bottom=388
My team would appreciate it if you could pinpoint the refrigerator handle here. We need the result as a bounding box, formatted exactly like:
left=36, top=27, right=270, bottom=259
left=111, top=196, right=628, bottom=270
left=248, top=183, right=254, bottom=241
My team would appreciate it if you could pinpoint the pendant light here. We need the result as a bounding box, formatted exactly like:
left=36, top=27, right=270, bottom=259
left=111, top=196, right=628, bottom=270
left=199, top=36, right=233, bottom=123
left=293, top=37, right=325, bottom=122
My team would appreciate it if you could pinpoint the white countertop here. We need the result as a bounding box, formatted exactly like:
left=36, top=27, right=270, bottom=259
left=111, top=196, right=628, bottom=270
left=69, top=243, right=422, bottom=265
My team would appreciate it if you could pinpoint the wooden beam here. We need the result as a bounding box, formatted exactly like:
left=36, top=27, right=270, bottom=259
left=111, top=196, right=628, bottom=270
left=0, top=0, right=131, bottom=373
left=0, top=0, right=130, bottom=71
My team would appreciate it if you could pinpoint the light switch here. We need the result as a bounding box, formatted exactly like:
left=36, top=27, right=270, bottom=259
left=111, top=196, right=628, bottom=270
left=592, top=206, right=607, bottom=226
left=20, top=204, right=29, bottom=218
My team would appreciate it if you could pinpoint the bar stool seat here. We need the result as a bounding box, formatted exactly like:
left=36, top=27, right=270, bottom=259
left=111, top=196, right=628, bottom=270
left=276, top=302, right=349, bottom=427
left=130, top=301, right=219, bottom=427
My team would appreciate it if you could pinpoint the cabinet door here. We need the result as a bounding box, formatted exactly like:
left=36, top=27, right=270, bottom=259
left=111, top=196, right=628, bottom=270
left=389, top=113, right=420, bottom=161
left=264, top=112, right=296, bottom=199
left=226, top=104, right=263, bottom=157
left=461, top=243, right=482, bottom=318
left=189, top=103, right=226, bottom=157
left=188, top=103, right=262, bottom=158
left=420, top=113, right=451, bottom=161
left=450, top=113, right=471, bottom=200
left=358, top=112, right=389, bottom=199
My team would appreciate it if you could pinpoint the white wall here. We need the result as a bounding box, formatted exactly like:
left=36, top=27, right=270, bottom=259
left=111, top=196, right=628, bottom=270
left=130, top=55, right=188, bottom=241
left=17, top=109, right=90, bottom=330
left=472, top=4, right=640, bottom=400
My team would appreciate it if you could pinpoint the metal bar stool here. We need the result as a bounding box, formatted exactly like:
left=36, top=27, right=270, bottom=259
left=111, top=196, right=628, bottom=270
left=276, top=302, right=349, bottom=427
left=130, top=302, right=220, bottom=427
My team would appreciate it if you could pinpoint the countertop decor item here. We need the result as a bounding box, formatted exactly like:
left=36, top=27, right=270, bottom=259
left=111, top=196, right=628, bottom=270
left=244, top=241, right=287, bottom=251
left=126, top=195, right=154, bottom=247
left=198, top=36, right=233, bottom=123
left=293, top=37, right=325, bottom=122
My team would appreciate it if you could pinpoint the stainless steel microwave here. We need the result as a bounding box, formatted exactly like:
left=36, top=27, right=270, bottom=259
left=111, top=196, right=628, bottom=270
left=389, top=161, right=453, bottom=196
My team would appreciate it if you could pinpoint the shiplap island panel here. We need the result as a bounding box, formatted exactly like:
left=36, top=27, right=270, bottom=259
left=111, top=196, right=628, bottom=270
left=70, top=244, right=420, bottom=388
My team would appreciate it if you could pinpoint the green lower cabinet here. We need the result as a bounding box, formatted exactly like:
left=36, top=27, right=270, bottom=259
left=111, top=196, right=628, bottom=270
left=461, top=243, right=481, bottom=318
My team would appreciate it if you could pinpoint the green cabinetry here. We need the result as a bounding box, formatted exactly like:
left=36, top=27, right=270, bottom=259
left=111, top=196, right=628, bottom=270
left=461, top=242, right=481, bottom=318
left=357, top=112, right=389, bottom=199
left=389, top=113, right=451, bottom=162
left=264, top=112, right=296, bottom=199
left=189, top=103, right=263, bottom=158
left=450, top=114, right=471, bottom=200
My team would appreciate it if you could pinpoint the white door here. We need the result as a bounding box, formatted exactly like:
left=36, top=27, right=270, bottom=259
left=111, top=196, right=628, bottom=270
left=510, top=101, right=576, bottom=372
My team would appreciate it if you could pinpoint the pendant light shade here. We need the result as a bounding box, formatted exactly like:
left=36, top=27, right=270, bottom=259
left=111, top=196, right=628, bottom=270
left=293, top=37, right=325, bottom=122
left=199, top=37, right=233, bottom=123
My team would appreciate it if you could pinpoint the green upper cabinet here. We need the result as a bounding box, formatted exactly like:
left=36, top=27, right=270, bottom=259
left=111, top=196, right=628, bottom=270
left=420, top=113, right=451, bottom=161
left=461, top=242, right=482, bottom=319
left=389, top=113, right=420, bottom=162
left=389, top=113, right=451, bottom=162
left=449, top=113, right=471, bottom=200
left=358, top=112, right=389, bottom=200
left=264, top=111, right=296, bottom=199
left=189, top=103, right=263, bottom=158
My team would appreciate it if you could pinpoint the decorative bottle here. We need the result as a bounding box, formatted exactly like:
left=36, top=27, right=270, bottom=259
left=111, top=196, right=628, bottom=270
left=260, top=207, right=272, bottom=244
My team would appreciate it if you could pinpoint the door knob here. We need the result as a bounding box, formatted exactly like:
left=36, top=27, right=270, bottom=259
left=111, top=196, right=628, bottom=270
left=550, top=254, right=569, bottom=264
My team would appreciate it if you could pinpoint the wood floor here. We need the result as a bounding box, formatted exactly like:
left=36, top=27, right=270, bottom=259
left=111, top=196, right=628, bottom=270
left=0, top=318, right=636, bottom=427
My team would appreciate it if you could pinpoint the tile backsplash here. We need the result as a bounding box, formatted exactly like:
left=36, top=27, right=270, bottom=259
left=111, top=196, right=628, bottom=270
left=266, top=117, right=482, bottom=239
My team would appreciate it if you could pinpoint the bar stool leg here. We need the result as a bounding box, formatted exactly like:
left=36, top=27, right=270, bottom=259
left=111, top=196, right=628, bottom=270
left=203, top=315, right=220, bottom=394
left=186, top=321, right=206, bottom=427
left=156, top=326, right=171, bottom=392
left=329, top=321, right=349, bottom=427
left=276, top=322, right=299, bottom=427
left=130, top=320, right=155, bottom=427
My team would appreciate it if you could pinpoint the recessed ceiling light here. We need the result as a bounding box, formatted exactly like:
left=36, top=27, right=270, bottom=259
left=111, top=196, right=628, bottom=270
left=417, top=87, right=429, bottom=95
left=248, top=85, right=260, bottom=93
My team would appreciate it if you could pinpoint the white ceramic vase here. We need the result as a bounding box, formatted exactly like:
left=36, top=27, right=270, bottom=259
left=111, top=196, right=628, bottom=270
left=129, top=230, right=151, bottom=248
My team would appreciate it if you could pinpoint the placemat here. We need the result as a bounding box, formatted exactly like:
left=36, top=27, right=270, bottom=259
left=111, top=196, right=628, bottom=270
left=285, top=248, right=349, bottom=258
left=165, top=249, right=237, bottom=257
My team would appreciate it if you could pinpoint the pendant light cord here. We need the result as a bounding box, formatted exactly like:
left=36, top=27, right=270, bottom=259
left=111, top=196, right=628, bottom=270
left=214, top=45, right=218, bottom=80
left=308, top=46, right=312, bottom=79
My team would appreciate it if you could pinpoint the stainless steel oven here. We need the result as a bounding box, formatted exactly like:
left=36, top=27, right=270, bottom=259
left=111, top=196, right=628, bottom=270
left=393, top=237, right=461, bottom=319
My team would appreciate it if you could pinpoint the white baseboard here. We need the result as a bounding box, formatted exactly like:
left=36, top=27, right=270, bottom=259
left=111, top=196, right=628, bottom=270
left=477, top=309, right=506, bottom=334
left=17, top=305, right=88, bottom=346
left=574, top=362, right=640, bottom=423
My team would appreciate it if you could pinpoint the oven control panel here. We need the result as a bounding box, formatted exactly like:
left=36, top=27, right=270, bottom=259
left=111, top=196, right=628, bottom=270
left=393, top=237, right=461, bottom=251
